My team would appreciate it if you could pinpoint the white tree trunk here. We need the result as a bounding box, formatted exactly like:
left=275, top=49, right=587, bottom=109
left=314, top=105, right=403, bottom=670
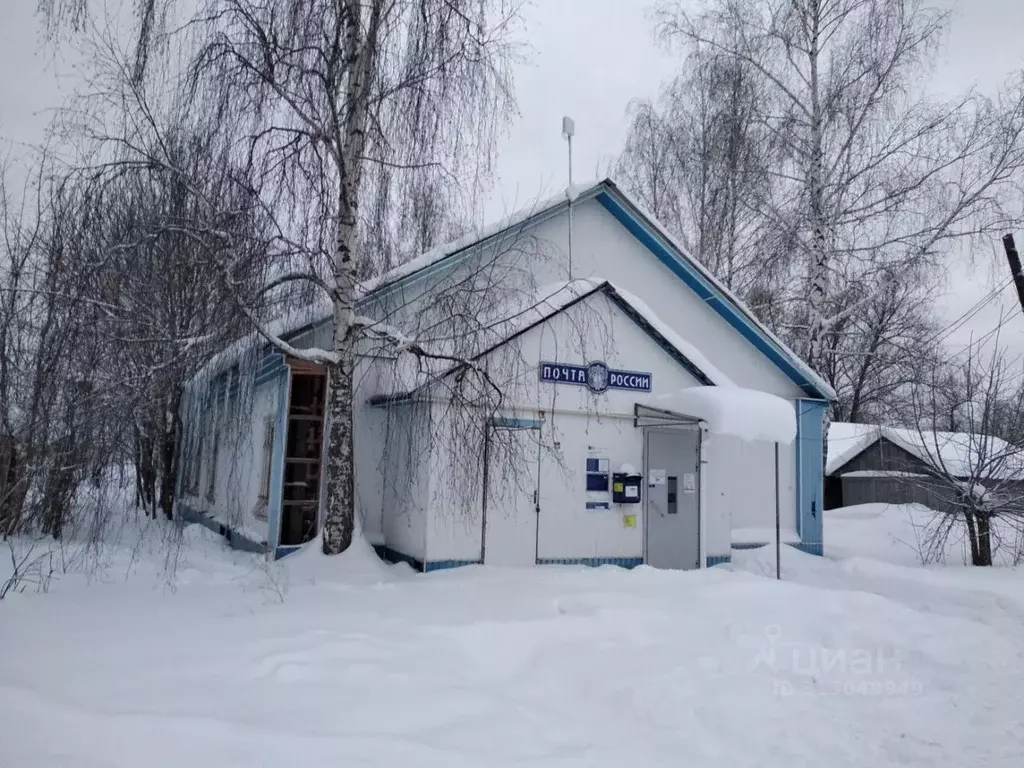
left=322, top=0, right=381, bottom=555
left=804, top=0, right=828, bottom=371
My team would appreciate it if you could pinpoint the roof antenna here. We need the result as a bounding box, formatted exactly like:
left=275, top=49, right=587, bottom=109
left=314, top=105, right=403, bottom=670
left=562, top=116, right=575, bottom=278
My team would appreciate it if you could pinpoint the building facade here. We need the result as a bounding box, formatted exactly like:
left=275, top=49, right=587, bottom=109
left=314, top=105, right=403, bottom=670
left=177, top=179, right=834, bottom=569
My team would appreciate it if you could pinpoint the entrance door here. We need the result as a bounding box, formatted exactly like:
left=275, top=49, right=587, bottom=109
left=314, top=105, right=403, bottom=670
left=482, top=425, right=540, bottom=566
left=645, top=428, right=701, bottom=570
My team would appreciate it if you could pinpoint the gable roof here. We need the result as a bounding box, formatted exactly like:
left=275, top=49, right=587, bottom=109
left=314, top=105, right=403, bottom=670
left=195, top=179, right=834, bottom=401
left=369, top=279, right=719, bottom=405
left=361, top=178, right=833, bottom=401
left=827, top=421, right=1024, bottom=480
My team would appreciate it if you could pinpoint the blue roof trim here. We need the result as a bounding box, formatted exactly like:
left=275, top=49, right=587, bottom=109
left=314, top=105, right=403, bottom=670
left=594, top=190, right=831, bottom=401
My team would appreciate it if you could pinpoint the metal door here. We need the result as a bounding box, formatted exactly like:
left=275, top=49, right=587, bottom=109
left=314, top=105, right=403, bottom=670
left=482, top=425, right=540, bottom=566
left=645, top=428, right=701, bottom=569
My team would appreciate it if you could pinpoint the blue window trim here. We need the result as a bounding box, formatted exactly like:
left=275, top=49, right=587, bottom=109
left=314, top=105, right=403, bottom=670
left=490, top=417, right=543, bottom=429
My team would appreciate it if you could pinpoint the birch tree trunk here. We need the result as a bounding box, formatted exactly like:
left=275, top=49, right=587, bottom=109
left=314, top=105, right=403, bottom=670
left=322, top=0, right=382, bottom=555
left=804, top=0, right=829, bottom=371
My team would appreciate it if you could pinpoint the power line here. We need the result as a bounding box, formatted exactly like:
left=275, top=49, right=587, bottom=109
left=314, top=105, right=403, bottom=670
left=927, top=277, right=1013, bottom=350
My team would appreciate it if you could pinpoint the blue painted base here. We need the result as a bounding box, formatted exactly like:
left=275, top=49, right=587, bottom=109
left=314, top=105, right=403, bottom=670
left=706, top=554, right=731, bottom=567
left=729, top=542, right=825, bottom=556
left=536, top=557, right=643, bottom=568
left=178, top=503, right=267, bottom=555
left=790, top=540, right=824, bottom=556
left=374, top=545, right=480, bottom=572
left=425, top=559, right=481, bottom=572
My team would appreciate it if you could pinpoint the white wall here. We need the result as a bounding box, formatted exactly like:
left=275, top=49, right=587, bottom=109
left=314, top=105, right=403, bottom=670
left=379, top=402, right=431, bottom=562
left=529, top=201, right=805, bottom=398
left=414, top=288, right=801, bottom=564
left=424, top=406, right=486, bottom=562
left=353, top=356, right=397, bottom=543
left=215, top=379, right=278, bottom=538
left=178, top=366, right=278, bottom=544
left=709, top=434, right=797, bottom=535
left=536, top=412, right=644, bottom=560
left=421, top=292, right=705, bottom=563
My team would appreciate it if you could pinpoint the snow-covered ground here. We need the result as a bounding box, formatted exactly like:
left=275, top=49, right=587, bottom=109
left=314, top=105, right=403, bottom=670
left=2, top=504, right=1024, bottom=767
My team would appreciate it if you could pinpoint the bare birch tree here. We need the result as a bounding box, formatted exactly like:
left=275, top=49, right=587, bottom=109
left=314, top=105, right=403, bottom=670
left=174, top=0, right=519, bottom=555
left=617, top=39, right=777, bottom=296
left=903, top=346, right=1024, bottom=566
left=654, top=0, right=1024, bottom=373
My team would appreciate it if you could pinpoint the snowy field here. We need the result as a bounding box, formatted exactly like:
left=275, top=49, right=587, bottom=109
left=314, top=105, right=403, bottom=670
left=2, top=504, right=1024, bottom=768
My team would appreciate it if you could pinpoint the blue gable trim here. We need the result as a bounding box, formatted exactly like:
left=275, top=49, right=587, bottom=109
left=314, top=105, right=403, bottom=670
left=594, top=190, right=831, bottom=401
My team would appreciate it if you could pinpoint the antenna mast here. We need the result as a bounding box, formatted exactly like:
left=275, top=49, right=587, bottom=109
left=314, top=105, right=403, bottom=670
left=562, top=116, right=575, bottom=277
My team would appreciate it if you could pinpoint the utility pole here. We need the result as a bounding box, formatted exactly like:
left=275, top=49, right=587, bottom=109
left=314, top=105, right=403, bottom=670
left=1002, top=234, right=1024, bottom=316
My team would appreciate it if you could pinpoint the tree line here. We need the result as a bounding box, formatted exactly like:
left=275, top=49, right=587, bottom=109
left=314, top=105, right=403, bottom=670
left=4, top=0, right=1024, bottom=571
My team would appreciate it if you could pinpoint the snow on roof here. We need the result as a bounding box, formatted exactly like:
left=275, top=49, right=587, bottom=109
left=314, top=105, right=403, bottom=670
left=655, top=386, right=797, bottom=444
left=356, top=182, right=595, bottom=300
left=191, top=301, right=332, bottom=386
left=825, top=422, right=883, bottom=475
left=827, top=422, right=1024, bottom=480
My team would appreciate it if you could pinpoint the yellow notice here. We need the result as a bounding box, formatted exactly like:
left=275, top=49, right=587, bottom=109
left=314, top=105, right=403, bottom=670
left=623, top=514, right=637, bottom=528
left=613, top=482, right=624, bottom=493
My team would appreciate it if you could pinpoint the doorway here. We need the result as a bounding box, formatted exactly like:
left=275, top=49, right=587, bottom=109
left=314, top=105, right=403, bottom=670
left=644, top=427, right=701, bottom=570
left=481, top=423, right=540, bottom=566
left=279, top=367, right=327, bottom=546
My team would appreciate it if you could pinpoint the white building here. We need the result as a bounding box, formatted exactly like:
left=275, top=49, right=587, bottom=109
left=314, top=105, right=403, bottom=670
left=177, top=179, right=834, bottom=569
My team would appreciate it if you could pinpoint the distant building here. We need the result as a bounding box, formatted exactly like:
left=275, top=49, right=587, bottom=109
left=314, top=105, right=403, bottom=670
left=825, top=422, right=1024, bottom=512
left=176, top=179, right=834, bottom=569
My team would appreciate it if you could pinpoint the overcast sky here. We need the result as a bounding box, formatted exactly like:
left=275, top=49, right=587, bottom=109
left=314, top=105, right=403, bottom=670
left=3, top=0, right=1024, bottom=355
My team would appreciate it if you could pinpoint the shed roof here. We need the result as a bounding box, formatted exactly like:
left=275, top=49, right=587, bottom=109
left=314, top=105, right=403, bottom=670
left=827, top=421, right=1024, bottom=480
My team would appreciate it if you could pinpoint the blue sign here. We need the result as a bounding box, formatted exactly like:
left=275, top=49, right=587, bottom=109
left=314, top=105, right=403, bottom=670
left=539, top=361, right=652, bottom=393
